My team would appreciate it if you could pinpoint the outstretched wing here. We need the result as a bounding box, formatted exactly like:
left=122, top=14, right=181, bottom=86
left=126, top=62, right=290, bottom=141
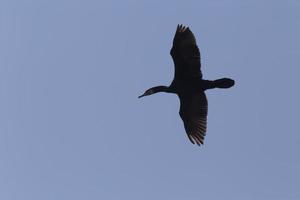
left=170, top=24, right=202, bottom=80
left=179, top=92, right=208, bottom=145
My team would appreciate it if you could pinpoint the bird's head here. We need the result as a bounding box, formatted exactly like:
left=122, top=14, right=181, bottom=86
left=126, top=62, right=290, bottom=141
left=138, top=86, right=170, bottom=98
left=138, top=88, right=155, bottom=98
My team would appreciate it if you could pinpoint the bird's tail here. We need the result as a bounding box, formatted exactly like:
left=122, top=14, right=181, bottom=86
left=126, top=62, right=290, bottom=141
left=213, top=78, right=235, bottom=89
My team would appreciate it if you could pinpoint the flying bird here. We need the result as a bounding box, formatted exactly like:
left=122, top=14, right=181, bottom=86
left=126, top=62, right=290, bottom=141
left=139, top=25, right=234, bottom=146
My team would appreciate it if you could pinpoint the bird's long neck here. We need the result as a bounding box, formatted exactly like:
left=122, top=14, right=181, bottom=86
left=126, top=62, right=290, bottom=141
left=151, top=86, right=172, bottom=94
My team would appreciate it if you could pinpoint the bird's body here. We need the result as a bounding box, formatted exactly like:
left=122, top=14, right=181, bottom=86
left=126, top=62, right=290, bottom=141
left=139, top=25, right=234, bottom=146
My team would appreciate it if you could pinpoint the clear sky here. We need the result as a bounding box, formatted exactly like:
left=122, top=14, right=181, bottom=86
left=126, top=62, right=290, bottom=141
left=1, top=0, right=300, bottom=199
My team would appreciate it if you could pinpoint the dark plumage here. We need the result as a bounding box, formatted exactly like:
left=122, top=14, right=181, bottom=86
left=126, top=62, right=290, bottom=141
left=139, top=25, right=234, bottom=146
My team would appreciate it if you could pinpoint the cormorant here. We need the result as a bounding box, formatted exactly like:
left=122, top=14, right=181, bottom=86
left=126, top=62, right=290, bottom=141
left=139, top=25, right=234, bottom=146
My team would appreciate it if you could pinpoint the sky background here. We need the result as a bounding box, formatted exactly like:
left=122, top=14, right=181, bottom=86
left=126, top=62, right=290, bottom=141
left=1, top=0, right=300, bottom=199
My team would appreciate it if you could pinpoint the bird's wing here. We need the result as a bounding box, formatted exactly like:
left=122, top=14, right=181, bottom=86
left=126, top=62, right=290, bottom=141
left=179, top=92, right=208, bottom=145
left=170, top=24, right=202, bottom=80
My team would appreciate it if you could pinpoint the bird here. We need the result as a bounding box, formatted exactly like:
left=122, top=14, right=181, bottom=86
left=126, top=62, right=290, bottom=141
left=139, top=24, right=234, bottom=146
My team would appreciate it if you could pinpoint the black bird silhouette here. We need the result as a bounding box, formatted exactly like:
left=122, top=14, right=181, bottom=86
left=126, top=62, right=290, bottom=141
left=139, top=25, right=234, bottom=146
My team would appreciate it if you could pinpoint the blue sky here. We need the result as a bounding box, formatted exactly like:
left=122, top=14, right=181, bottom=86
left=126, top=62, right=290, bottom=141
left=1, top=0, right=300, bottom=199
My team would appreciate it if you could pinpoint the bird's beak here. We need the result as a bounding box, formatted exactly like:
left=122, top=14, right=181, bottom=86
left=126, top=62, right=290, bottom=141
left=138, top=93, right=146, bottom=98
